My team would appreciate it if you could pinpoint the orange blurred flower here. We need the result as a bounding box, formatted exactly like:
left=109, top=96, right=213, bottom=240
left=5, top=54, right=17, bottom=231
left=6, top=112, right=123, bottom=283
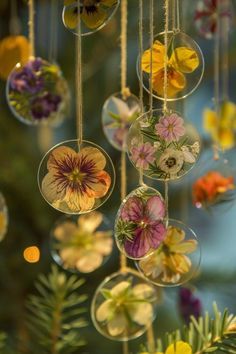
left=0, top=35, right=30, bottom=80
left=192, top=171, right=235, bottom=208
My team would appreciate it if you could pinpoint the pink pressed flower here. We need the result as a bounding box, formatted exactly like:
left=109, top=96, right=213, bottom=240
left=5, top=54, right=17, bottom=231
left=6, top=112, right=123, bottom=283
left=130, top=142, right=156, bottom=170
left=120, top=195, right=166, bottom=259
left=155, top=113, right=186, bottom=142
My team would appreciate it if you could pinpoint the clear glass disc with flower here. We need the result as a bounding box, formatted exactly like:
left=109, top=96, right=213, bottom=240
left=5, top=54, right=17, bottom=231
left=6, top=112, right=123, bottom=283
left=6, top=57, right=70, bottom=126
left=136, top=219, right=201, bottom=287
left=38, top=140, right=115, bottom=214
left=62, top=0, right=120, bottom=36
left=114, top=186, right=166, bottom=260
left=91, top=271, right=158, bottom=341
left=102, top=92, right=141, bottom=151
left=192, top=150, right=236, bottom=212
left=0, top=193, right=8, bottom=242
left=139, top=31, right=204, bottom=101
left=51, top=211, right=113, bottom=273
left=127, top=109, right=201, bottom=181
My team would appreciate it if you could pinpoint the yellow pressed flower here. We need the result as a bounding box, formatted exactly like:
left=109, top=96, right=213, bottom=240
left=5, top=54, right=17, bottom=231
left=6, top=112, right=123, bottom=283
left=204, top=101, right=236, bottom=150
left=141, top=41, right=199, bottom=98
left=63, top=0, right=118, bottom=30
left=0, top=35, right=30, bottom=80
left=140, top=341, right=192, bottom=354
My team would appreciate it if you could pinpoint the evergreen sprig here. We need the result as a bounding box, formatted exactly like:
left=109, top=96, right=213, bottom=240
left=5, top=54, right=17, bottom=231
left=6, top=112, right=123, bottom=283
left=148, top=303, right=236, bottom=354
left=25, top=265, right=87, bottom=354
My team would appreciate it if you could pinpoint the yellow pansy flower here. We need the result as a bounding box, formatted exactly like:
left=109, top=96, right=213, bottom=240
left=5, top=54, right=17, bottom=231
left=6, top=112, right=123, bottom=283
left=141, top=40, right=199, bottom=98
left=63, top=0, right=118, bottom=31
left=0, top=35, right=30, bottom=80
left=204, top=101, right=236, bottom=150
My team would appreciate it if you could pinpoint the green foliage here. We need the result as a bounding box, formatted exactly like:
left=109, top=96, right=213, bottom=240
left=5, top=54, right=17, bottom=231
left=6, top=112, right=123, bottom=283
left=154, top=303, right=236, bottom=354
left=25, top=265, right=87, bottom=354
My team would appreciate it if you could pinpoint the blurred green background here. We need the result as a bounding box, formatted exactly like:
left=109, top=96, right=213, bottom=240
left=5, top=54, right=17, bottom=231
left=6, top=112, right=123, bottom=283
left=1, top=0, right=236, bottom=353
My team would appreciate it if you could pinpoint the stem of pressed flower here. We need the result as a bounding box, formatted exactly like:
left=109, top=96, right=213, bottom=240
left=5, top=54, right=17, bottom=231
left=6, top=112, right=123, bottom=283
left=147, top=324, right=155, bottom=352
left=163, top=0, right=169, bottom=113
left=76, top=0, right=83, bottom=145
left=122, top=340, right=129, bottom=354
left=221, top=1, right=230, bottom=101
left=149, top=0, right=154, bottom=114
left=138, top=0, right=144, bottom=186
left=49, top=0, right=58, bottom=62
left=28, top=0, right=35, bottom=57
left=213, top=0, right=220, bottom=159
left=165, top=180, right=169, bottom=227
left=121, top=0, right=130, bottom=98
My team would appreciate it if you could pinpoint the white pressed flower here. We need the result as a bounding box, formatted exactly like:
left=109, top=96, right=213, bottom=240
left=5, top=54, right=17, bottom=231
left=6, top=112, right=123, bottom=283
left=111, top=96, right=140, bottom=122
left=181, top=146, right=196, bottom=164
left=139, top=118, right=151, bottom=128
left=191, top=141, right=200, bottom=155
left=158, top=148, right=184, bottom=177
left=131, top=137, right=139, bottom=146
left=154, top=141, right=161, bottom=149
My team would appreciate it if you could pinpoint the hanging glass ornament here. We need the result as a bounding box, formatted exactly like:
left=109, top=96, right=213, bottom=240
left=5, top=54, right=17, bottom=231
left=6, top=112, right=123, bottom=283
left=62, top=0, right=120, bottom=36
left=102, top=92, right=141, bottom=151
left=0, top=193, right=8, bottom=241
left=127, top=109, right=201, bottom=181
left=203, top=100, right=236, bottom=151
left=38, top=140, right=115, bottom=214
left=114, top=185, right=166, bottom=260
left=136, top=219, right=201, bottom=287
left=139, top=31, right=204, bottom=101
left=0, top=35, right=30, bottom=81
left=194, top=0, right=232, bottom=39
left=51, top=211, right=113, bottom=273
left=6, top=57, right=70, bottom=126
left=192, top=152, right=236, bottom=211
left=91, top=270, right=158, bottom=341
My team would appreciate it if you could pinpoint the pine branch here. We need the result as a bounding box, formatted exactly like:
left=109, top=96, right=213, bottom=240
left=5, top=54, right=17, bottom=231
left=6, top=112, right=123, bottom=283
left=25, top=265, right=87, bottom=354
left=152, top=303, right=236, bottom=354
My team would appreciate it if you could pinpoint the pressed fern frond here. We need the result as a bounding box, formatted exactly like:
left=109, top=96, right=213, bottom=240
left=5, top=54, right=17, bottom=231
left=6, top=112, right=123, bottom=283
left=141, top=303, right=236, bottom=354
left=25, top=265, right=87, bottom=354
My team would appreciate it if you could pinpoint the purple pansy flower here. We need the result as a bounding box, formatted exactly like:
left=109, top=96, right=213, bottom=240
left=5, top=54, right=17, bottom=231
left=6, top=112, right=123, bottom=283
left=120, top=195, right=166, bottom=258
left=31, top=93, right=62, bottom=119
left=179, top=287, right=202, bottom=324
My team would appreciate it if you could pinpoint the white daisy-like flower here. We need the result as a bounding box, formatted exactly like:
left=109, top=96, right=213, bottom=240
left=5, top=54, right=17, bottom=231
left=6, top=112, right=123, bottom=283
left=96, top=280, right=155, bottom=337
left=111, top=96, right=140, bottom=123
left=181, top=146, right=196, bottom=163
left=158, top=148, right=184, bottom=177
left=191, top=141, right=200, bottom=156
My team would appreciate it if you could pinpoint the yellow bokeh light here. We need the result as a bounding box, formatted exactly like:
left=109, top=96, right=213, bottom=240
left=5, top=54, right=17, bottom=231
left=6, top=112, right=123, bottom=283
left=23, top=246, right=40, bottom=263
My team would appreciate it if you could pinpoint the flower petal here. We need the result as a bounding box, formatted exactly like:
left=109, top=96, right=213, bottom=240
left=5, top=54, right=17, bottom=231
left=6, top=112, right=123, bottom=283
left=145, top=196, right=165, bottom=220
left=81, top=7, right=107, bottom=30
left=152, top=69, right=186, bottom=98
left=42, top=172, right=66, bottom=203
left=96, top=299, right=114, bottom=322
left=141, top=40, right=165, bottom=73
left=111, top=96, right=132, bottom=120
left=77, top=211, right=103, bottom=233
left=102, top=0, right=118, bottom=6
left=94, top=232, right=113, bottom=255
left=165, top=226, right=185, bottom=246
left=169, top=239, right=198, bottom=254
left=124, top=228, right=150, bottom=258
left=87, top=170, right=111, bottom=198
left=107, top=312, right=127, bottom=336
left=110, top=281, right=131, bottom=297
left=170, top=47, right=200, bottom=73
left=47, top=145, right=77, bottom=171
left=79, top=147, right=106, bottom=170
left=167, top=254, right=191, bottom=274
left=132, top=283, right=155, bottom=299
left=63, top=4, right=79, bottom=30
left=53, top=221, right=77, bottom=241
left=120, top=196, right=143, bottom=222
left=64, top=189, right=95, bottom=212
left=128, top=302, right=153, bottom=326
left=144, top=222, right=167, bottom=250
left=165, top=341, right=193, bottom=354
left=60, top=247, right=81, bottom=268
left=76, top=250, right=103, bottom=273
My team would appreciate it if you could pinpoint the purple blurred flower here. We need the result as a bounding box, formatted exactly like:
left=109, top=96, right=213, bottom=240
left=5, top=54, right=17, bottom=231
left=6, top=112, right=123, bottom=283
left=120, top=195, right=166, bottom=258
left=179, top=287, right=202, bottom=323
left=9, top=58, right=44, bottom=94
left=31, top=93, right=61, bottom=120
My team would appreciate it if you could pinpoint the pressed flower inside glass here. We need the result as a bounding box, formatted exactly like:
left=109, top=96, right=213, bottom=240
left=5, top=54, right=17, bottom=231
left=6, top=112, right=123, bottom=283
left=62, top=0, right=120, bottom=36
left=0, top=193, right=8, bottom=242
left=127, top=109, right=201, bottom=181
left=6, top=57, right=70, bottom=126
left=51, top=211, right=113, bottom=273
left=114, top=186, right=166, bottom=260
left=102, top=92, right=141, bottom=151
left=137, top=219, right=200, bottom=287
left=38, top=140, right=115, bottom=214
left=91, top=271, right=158, bottom=341
left=194, top=0, right=232, bottom=39
left=203, top=100, right=236, bottom=151
left=140, top=31, right=204, bottom=101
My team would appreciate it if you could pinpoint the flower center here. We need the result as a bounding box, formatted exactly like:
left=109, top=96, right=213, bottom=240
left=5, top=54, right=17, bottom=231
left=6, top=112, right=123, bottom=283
left=167, top=123, right=174, bottom=132
left=139, top=220, right=148, bottom=229
left=165, top=157, right=176, bottom=168
left=67, top=168, right=86, bottom=184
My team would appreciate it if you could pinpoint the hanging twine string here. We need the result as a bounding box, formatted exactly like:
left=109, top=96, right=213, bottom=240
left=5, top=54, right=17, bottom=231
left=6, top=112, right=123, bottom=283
left=121, top=0, right=130, bottom=98
left=49, top=0, right=58, bottom=62
left=147, top=324, right=155, bottom=353
left=76, top=0, right=83, bottom=145
left=123, top=340, right=129, bottom=354
left=120, top=150, right=127, bottom=271
left=10, top=0, right=21, bottom=35
left=172, top=0, right=176, bottom=30
left=163, top=0, right=169, bottom=112
left=176, top=0, right=180, bottom=31
left=149, top=0, right=154, bottom=114
left=222, top=0, right=230, bottom=100
left=213, top=0, right=220, bottom=160
left=28, top=0, right=35, bottom=57
left=165, top=180, right=169, bottom=227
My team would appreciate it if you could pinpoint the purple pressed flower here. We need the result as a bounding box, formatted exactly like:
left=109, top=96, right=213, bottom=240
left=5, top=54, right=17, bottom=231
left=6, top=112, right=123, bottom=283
left=120, top=195, right=166, bottom=258
left=10, top=63, right=44, bottom=94
left=31, top=93, right=62, bottom=119
left=179, top=287, right=202, bottom=323
left=26, top=57, right=42, bottom=72
left=155, top=113, right=185, bottom=142
left=113, top=125, right=128, bottom=148
left=130, top=142, right=156, bottom=170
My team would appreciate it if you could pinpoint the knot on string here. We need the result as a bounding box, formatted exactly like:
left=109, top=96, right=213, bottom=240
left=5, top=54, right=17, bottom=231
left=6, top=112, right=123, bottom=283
left=122, top=87, right=131, bottom=99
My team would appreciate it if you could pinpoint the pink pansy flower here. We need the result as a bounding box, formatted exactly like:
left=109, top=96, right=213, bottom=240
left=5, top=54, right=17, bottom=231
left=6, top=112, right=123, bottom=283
left=130, top=142, right=156, bottom=170
left=120, top=195, right=166, bottom=259
left=155, top=113, right=186, bottom=142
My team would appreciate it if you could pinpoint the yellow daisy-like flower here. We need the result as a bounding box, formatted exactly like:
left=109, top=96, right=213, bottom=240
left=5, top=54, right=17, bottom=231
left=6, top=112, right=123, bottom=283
left=63, top=0, right=118, bottom=31
left=0, top=35, right=30, bottom=80
left=204, top=101, right=236, bottom=150
left=140, top=341, right=192, bottom=354
left=141, top=41, right=199, bottom=98
left=140, top=226, right=197, bottom=284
